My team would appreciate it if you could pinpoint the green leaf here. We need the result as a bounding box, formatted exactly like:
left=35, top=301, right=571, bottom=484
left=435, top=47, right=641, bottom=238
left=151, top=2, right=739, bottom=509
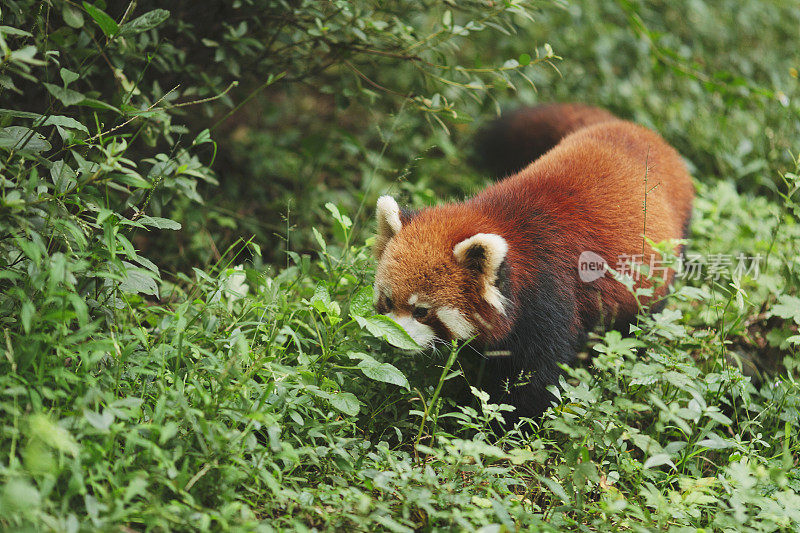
left=137, top=216, right=181, bottom=230
left=68, top=293, right=89, bottom=326
left=312, top=227, right=327, bottom=252
left=354, top=315, right=420, bottom=350
left=0, top=109, right=40, bottom=120
left=192, top=128, right=213, bottom=146
left=118, top=262, right=159, bottom=298
left=123, top=477, right=148, bottom=504
left=507, top=447, right=543, bottom=465
left=539, top=476, right=572, bottom=504
left=83, top=2, right=119, bottom=37
left=60, top=68, right=79, bottom=87
left=309, top=284, right=340, bottom=321
left=770, top=295, right=800, bottom=324
left=248, top=241, right=262, bottom=257
left=349, top=286, right=374, bottom=317
left=42, top=115, right=89, bottom=133
left=83, top=409, right=114, bottom=432
left=115, top=173, right=152, bottom=189
left=79, top=98, right=122, bottom=114
left=471, top=496, right=492, bottom=508
left=325, top=202, right=352, bottom=231
left=350, top=352, right=409, bottom=389
left=28, top=415, right=79, bottom=457
left=329, top=392, right=359, bottom=416
left=20, top=301, right=34, bottom=334
left=698, top=433, right=732, bottom=449
left=62, top=4, right=85, bottom=28
left=0, top=26, right=33, bottom=37
left=50, top=160, right=77, bottom=193
left=0, top=110, right=89, bottom=133
left=43, top=83, right=85, bottom=107
left=119, top=9, right=170, bottom=36
left=10, top=45, right=44, bottom=65
left=0, top=126, right=51, bottom=153
left=442, top=10, right=452, bottom=28
left=1, top=480, right=40, bottom=512
left=643, top=453, right=676, bottom=470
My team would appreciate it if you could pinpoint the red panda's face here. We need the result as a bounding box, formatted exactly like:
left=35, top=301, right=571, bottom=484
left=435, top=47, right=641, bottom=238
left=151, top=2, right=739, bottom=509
left=373, top=196, right=510, bottom=350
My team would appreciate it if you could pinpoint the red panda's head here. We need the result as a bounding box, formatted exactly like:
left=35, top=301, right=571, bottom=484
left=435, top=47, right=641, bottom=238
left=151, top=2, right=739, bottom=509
left=373, top=196, right=512, bottom=349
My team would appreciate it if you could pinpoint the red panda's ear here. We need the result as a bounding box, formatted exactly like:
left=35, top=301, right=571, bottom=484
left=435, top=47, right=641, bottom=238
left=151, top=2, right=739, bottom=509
left=375, top=196, right=402, bottom=259
left=454, top=233, right=509, bottom=313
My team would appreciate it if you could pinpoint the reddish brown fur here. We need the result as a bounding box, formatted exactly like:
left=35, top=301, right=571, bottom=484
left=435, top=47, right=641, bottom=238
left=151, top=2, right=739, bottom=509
left=376, top=107, right=694, bottom=345
left=477, top=119, right=693, bottom=327
left=377, top=207, right=515, bottom=340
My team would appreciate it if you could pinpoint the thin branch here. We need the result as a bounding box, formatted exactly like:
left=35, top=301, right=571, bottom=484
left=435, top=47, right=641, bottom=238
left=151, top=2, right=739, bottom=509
left=344, top=60, right=408, bottom=98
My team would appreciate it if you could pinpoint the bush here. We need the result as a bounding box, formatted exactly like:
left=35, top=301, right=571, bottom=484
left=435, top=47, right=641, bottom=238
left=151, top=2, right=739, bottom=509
left=1, top=0, right=799, bottom=530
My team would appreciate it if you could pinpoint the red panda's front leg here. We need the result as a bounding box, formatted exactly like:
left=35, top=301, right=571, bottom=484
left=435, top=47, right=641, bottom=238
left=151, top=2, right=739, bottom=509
left=481, top=270, right=581, bottom=424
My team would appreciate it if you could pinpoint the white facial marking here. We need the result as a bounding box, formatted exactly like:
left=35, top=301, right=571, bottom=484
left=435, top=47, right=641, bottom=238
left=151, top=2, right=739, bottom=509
left=436, top=306, right=476, bottom=339
left=376, top=195, right=402, bottom=234
left=408, top=294, right=419, bottom=306
left=388, top=312, right=435, bottom=349
left=473, top=313, right=493, bottom=330
left=484, top=286, right=509, bottom=315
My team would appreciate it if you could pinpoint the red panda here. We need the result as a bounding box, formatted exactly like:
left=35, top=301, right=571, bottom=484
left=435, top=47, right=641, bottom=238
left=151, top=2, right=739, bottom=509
left=373, top=103, right=694, bottom=420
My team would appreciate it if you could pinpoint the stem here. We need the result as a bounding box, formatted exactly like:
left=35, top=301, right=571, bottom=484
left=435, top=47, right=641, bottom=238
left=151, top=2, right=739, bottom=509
left=414, top=342, right=461, bottom=457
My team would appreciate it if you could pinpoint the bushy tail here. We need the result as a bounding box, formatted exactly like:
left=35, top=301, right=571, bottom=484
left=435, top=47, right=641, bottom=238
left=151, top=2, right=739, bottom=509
left=472, top=103, right=618, bottom=178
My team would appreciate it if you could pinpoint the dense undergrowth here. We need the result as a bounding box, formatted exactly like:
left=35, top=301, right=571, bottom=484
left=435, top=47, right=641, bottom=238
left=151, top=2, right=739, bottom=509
left=1, top=0, right=799, bottom=530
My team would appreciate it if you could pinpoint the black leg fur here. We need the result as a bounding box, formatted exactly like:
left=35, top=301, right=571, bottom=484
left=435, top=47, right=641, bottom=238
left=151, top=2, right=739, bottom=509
left=482, top=271, right=579, bottom=424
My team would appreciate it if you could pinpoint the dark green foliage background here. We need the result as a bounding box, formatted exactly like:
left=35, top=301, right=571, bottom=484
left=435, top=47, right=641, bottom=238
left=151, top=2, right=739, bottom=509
left=0, top=0, right=799, bottom=530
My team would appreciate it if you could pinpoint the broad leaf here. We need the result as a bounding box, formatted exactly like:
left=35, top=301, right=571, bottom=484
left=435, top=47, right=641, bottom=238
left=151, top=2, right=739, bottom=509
left=329, top=392, right=359, bottom=416
left=83, top=409, right=114, bottom=432
left=28, top=415, right=79, bottom=457
left=60, top=68, right=79, bottom=87
left=349, top=352, right=409, bottom=389
left=62, top=4, right=85, bottom=28
left=308, top=284, right=340, bottom=321
left=643, top=453, right=676, bottom=470
left=42, top=115, right=88, bottom=133
left=770, top=295, right=800, bottom=324
left=118, top=262, right=160, bottom=298
left=354, top=315, right=420, bottom=350
left=349, top=286, right=374, bottom=317
left=119, top=9, right=170, bottom=36
left=138, top=216, right=182, bottom=230
left=83, top=2, right=119, bottom=37
left=0, top=126, right=51, bottom=153
left=43, top=83, right=85, bottom=106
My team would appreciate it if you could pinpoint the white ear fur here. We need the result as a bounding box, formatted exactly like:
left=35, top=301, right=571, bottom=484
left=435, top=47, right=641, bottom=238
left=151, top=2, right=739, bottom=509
left=374, top=195, right=402, bottom=259
left=453, top=233, right=508, bottom=276
left=377, top=196, right=402, bottom=234
left=453, top=233, right=509, bottom=313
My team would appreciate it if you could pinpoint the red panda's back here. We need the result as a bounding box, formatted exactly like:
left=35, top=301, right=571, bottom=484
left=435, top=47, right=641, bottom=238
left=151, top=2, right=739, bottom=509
left=473, top=117, right=694, bottom=327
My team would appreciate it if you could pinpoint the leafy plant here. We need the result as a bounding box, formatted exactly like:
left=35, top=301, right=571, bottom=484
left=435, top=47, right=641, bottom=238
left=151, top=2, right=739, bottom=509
left=1, top=0, right=799, bottom=530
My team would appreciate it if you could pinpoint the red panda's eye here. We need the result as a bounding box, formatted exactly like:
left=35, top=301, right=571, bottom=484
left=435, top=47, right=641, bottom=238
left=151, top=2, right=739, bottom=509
left=384, top=296, right=394, bottom=311
left=412, top=306, right=428, bottom=320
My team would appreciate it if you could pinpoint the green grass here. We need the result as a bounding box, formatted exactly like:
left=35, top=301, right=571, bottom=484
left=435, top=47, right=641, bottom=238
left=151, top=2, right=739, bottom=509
left=1, top=0, right=799, bottom=530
